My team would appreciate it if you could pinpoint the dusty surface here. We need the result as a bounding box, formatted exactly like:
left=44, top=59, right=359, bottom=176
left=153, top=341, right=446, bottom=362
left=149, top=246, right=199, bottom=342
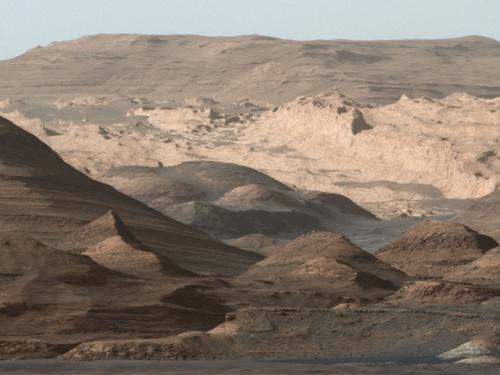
left=62, top=305, right=500, bottom=361
left=2, top=34, right=500, bottom=368
left=58, top=219, right=500, bottom=363
left=3, top=115, right=500, bottom=363
left=1, top=360, right=499, bottom=375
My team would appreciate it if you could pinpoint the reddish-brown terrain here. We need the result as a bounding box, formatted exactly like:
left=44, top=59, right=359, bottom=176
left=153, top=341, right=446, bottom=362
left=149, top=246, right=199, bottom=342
left=1, top=34, right=500, bottom=370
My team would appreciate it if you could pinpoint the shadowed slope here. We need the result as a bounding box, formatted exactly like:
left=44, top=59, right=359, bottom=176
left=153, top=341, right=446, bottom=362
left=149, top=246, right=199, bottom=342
left=0, top=115, right=262, bottom=276
left=454, top=189, right=500, bottom=240
left=57, top=210, right=196, bottom=278
left=239, top=231, right=407, bottom=294
left=100, top=162, right=378, bottom=239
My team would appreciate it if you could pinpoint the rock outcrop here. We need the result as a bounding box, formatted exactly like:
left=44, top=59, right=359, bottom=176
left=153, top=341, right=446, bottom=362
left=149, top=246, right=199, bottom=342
left=375, top=220, right=498, bottom=277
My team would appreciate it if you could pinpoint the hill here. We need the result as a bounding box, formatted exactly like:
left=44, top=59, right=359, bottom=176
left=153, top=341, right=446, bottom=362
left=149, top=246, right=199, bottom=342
left=0, top=115, right=262, bottom=276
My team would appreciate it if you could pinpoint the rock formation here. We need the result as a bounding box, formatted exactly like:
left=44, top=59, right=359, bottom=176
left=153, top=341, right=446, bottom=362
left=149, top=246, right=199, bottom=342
left=375, top=220, right=498, bottom=277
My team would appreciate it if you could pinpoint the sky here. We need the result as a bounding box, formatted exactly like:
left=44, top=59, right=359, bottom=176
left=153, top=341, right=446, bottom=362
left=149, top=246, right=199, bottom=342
left=0, top=0, right=499, bottom=60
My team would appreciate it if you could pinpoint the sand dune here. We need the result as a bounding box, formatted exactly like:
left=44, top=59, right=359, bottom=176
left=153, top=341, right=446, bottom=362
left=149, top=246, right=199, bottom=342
left=2, top=34, right=500, bottom=364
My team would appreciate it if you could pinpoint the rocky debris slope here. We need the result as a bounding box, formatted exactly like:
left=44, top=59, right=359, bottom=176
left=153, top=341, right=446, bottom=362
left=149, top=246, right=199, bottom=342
left=446, top=248, right=500, bottom=286
left=375, top=220, right=498, bottom=277
left=386, top=280, right=500, bottom=306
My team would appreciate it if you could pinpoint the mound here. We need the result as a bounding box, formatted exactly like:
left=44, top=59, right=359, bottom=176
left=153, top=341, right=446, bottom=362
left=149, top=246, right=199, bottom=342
left=302, top=190, right=378, bottom=220
left=238, top=231, right=407, bottom=294
left=215, top=184, right=303, bottom=212
left=163, top=201, right=320, bottom=238
left=99, top=162, right=378, bottom=239
left=56, top=210, right=195, bottom=278
left=101, top=162, right=291, bottom=201
left=57, top=210, right=141, bottom=251
left=99, top=173, right=204, bottom=208
left=0, top=233, right=115, bottom=290
left=386, top=281, right=500, bottom=305
left=454, top=189, right=500, bottom=240
left=226, top=234, right=285, bottom=256
left=0, top=232, right=230, bottom=358
left=446, top=248, right=500, bottom=286
left=0, top=116, right=262, bottom=276
left=375, top=220, right=498, bottom=277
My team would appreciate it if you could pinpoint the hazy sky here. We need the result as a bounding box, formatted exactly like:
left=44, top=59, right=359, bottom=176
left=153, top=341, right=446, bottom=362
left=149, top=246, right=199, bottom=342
left=1, top=0, right=499, bottom=60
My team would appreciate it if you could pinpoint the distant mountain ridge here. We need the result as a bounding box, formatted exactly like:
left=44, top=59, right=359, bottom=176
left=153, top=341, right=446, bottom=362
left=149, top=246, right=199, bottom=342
left=1, top=34, right=499, bottom=105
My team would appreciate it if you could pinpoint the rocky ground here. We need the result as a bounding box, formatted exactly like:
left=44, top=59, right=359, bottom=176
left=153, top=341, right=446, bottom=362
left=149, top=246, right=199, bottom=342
left=0, top=360, right=499, bottom=375
left=0, top=35, right=499, bottom=219
left=2, top=113, right=500, bottom=365
left=1, top=93, right=497, bottom=220
left=1, top=35, right=500, bottom=369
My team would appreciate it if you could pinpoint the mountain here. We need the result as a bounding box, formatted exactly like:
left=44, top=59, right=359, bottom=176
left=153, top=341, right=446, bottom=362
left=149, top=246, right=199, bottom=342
left=0, top=115, right=262, bottom=276
left=1, top=35, right=499, bottom=220
left=1, top=34, right=499, bottom=105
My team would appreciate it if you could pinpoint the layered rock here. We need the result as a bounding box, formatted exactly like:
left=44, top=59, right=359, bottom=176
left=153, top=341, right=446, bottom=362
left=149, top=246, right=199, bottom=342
left=375, top=220, right=498, bottom=277
left=0, top=116, right=262, bottom=276
left=239, top=231, right=407, bottom=295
